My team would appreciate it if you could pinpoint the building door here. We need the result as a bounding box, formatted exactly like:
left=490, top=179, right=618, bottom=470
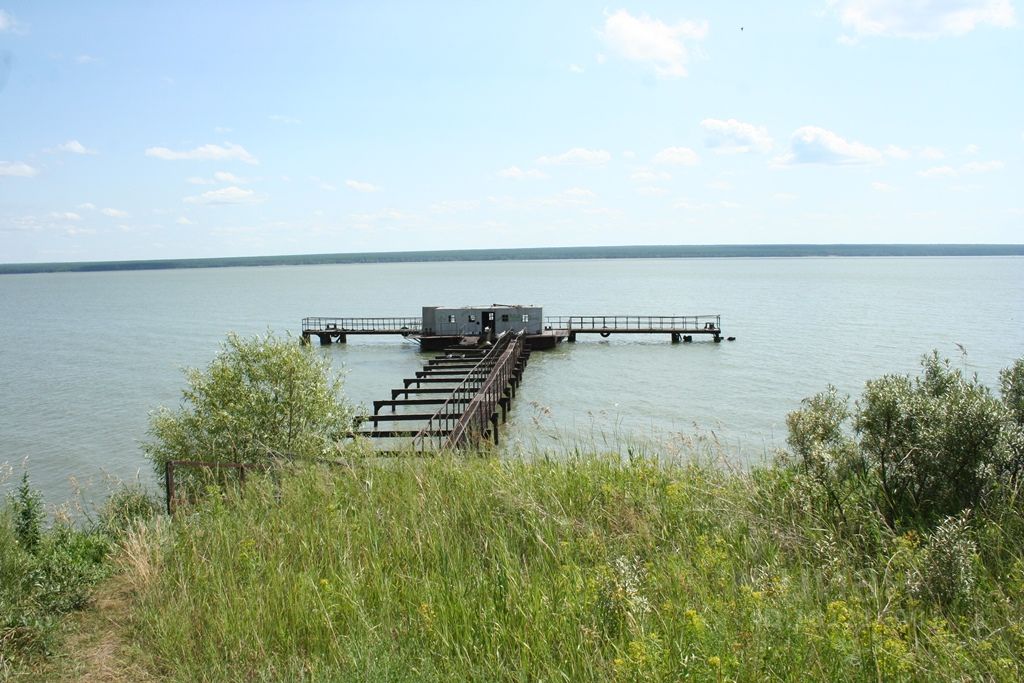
left=482, top=311, right=495, bottom=341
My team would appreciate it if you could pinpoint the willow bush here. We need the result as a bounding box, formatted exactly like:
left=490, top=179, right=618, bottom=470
left=144, top=332, right=352, bottom=492
left=787, top=352, right=1024, bottom=530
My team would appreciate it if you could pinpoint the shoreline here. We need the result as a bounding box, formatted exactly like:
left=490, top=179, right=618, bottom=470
left=3, top=243, right=1023, bottom=275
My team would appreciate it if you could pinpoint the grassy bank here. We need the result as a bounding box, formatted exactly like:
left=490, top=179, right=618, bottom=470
left=115, top=453, right=1024, bottom=682
left=0, top=477, right=157, bottom=678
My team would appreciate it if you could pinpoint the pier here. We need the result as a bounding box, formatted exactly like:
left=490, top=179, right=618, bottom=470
left=306, top=304, right=731, bottom=452
left=352, top=330, right=529, bottom=451
left=302, top=310, right=727, bottom=348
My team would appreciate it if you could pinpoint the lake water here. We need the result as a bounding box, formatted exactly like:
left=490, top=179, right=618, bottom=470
left=1, top=256, right=1021, bottom=505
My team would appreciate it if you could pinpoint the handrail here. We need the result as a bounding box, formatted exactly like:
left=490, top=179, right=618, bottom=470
left=412, top=331, right=523, bottom=452
left=446, top=332, right=524, bottom=449
left=302, top=316, right=422, bottom=332
left=542, top=314, right=720, bottom=331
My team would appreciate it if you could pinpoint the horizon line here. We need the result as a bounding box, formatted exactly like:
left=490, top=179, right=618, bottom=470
left=2, top=243, right=1023, bottom=275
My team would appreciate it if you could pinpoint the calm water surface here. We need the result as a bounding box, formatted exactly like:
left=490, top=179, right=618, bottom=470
left=1, top=257, right=1021, bottom=504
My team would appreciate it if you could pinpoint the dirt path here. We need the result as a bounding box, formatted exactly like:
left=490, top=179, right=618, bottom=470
left=43, top=575, right=155, bottom=683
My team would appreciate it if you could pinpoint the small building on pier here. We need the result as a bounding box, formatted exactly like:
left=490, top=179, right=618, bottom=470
left=421, top=305, right=543, bottom=338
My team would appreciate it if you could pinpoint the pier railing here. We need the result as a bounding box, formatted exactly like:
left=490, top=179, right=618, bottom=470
left=447, top=332, right=524, bottom=449
left=543, top=314, right=720, bottom=331
left=302, top=316, right=422, bottom=333
left=412, top=331, right=523, bottom=452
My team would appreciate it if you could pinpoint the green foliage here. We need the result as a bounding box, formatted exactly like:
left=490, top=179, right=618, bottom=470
left=97, top=483, right=160, bottom=536
left=856, top=352, right=1011, bottom=525
left=1001, top=358, right=1024, bottom=427
left=0, top=475, right=118, bottom=671
left=787, top=352, right=1022, bottom=531
left=145, top=331, right=351, bottom=485
left=122, top=454, right=1024, bottom=682
left=10, top=472, right=45, bottom=553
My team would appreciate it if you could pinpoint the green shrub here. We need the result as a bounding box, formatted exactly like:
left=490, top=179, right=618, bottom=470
left=9, top=472, right=45, bottom=553
left=1, top=475, right=114, bottom=669
left=787, top=352, right=1022, bottom=531
left=98, top=484, right=161, bottom=536
left=1001, top=358, right=1024, bottom=427
left=145, top=331, right=352, bottom=494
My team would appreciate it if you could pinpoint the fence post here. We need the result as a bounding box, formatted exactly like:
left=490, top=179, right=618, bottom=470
left=165, top=461, right=176, bottom=516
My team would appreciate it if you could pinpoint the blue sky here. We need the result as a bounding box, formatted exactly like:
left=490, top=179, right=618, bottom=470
left=1, top=1, right=1021, bottom=263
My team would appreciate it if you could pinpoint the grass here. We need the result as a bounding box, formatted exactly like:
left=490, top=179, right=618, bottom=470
left=111, top=451, right=1024, bottom=682
left=4, top=445, right=1023, bottom=681
left=0, top=479, right=158, bottom=679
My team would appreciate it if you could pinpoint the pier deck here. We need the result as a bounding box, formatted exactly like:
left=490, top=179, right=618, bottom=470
left=351, top=330, right=530, bottom=452
left=303, top=314, right=726, bottom=346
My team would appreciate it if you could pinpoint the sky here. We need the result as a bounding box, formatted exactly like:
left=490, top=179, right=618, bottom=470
left=1, top=1, right=1022, bottom=263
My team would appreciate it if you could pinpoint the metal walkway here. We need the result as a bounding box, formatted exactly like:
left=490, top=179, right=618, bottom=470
left=303, top=314, right=726, bottom=345
left=545, top=314, right=723, bottom=342
left=352, top=331, right=530, bottom=452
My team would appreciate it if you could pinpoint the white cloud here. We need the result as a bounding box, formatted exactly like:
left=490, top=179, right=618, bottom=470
left=568, top=64, right=584, bottom=73
left=78, top=202, right=97, bottom=210
left=600, top=9, right=708, bottom=78
left=53, top=140, right=97, bottom=155
left=706, top=180, right=733, bottom=191
left=653, top=146, right=700, bottom=166
left=145, top=142, right=258, bottom=164
left=919, top=165, right=958, bottom=178
left=773, top=192, right=798, bottom=202
left=49, top=211, right=82, bottom=221
left=345, top=179, right=381, bottom=193
left=0, top=161, right=38, bottom=177
left=630, top=168, right=671, bottom=182
left=883, top=144, right=911, bottom=160
left=561, top=187, right=596, bottom=200
left=176, top=217, right=195, bottom=225
left=498, top=166, right=548, bottom=180
left=920, top=146, right=946, bottom=160
left=700, top=118, right=773, bottom=153
left=871, top=181, right=895, bottom=192
left=775, top=126, right=883, bottom=165
left=536, top=148, right=611, bottom=166
left=918, top=160, right=1004, bottom=178
left=187, top=171, right=248, bottom=185
left=963, top=160, right=1003, bottom=173
left=101, top=207, right=129, bottom=218
left=310, top=176, right=336, bottom=191
left=214, top=171, right=247, bottom=184
left=540, top=188, right=597, bottom=206
left=831, top=0, right=1016, bottom=39
left=183, top=186, right=264, bottom=205
left=75, top=54, right=98, bottom=64
left=430, top=200, right=481, bottom=213
left=964, top=143, right=980, bottom=155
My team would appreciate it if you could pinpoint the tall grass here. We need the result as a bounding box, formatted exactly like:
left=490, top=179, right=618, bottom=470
left=126, top=453, right=1024, bottom=682
left=0, top=476, right=158, bottom=677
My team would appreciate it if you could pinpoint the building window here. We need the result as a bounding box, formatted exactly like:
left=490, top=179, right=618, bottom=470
left=447, top=314, right=456, bottom=323
left=500, top=314, right=509, bottom=322
left=521, top=314, right=529, bottom=322
left=468, top=314, right=477, bottom=323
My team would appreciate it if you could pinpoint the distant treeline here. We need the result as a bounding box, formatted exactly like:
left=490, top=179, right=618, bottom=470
left=2, top=244, right=1022, bottom=275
